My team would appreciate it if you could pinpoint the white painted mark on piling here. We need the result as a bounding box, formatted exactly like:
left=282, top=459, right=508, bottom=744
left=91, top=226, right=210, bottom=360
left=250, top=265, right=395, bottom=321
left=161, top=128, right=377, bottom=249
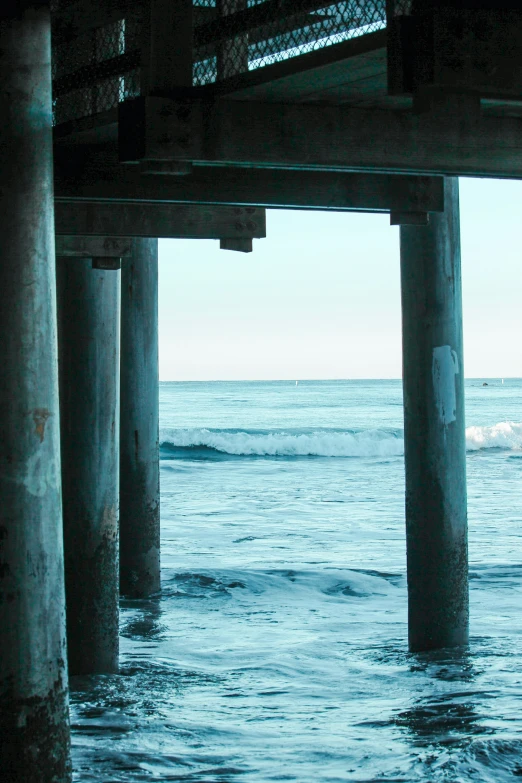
left=1, top=450, right=59, bottom=498
left=432, top=345, right=459, bottom=426
left=23, top=452, right=59, bottom=497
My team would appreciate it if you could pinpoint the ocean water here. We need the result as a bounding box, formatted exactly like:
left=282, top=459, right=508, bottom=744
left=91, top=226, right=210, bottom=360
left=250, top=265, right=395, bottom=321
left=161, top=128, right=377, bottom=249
left=71, top=379, right=522, bottom=782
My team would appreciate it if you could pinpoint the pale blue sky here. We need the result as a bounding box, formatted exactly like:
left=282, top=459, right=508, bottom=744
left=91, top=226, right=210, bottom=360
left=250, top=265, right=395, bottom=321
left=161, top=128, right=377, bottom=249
left=158, top=178, right=522, bottom=380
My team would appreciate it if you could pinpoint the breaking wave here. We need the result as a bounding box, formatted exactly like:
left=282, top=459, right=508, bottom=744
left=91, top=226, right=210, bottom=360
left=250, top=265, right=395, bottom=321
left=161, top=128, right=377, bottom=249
left=160, top=428, right=403, bottom=459
left=160, top=421, right=522, bottom=459
left=466, top=421, right=522, bottom=451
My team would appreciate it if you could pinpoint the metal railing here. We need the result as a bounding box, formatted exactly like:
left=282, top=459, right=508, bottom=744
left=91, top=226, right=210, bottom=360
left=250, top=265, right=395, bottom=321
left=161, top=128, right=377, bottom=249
left=52, top=11, right=142, bottom=124
left=193, top=0, right=388, bottom=85
left=52, top=0, right=411, bottom=124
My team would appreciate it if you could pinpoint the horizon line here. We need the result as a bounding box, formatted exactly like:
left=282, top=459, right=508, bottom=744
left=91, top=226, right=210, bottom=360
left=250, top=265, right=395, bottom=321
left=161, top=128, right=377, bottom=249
left=158, top=376, right=520, bottom=383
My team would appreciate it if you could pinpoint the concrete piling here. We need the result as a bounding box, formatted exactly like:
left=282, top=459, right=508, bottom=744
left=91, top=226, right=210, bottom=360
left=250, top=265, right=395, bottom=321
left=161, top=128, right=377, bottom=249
left=0, top=5, right=71, bottom=780
left=120, top=239, right=161, bottom=598
left=56, top=258, right=121, bottom=675
left=400, top=177, right=469, bottom=652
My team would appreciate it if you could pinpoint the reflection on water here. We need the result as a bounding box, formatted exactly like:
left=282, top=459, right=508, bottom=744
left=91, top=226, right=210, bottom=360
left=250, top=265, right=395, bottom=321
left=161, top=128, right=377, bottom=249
left=120, top=598, right=166, bottom=641
left=395, top=649, right=484, bottom=745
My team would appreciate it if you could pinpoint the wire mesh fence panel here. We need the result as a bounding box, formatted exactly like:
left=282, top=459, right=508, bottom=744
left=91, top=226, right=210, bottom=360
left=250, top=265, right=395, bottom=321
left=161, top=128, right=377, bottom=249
left=52, top=15, right=141, bottom=124
left=52, top=0, right=397, bottom=122
left=193, top=0, right=388, bottom=84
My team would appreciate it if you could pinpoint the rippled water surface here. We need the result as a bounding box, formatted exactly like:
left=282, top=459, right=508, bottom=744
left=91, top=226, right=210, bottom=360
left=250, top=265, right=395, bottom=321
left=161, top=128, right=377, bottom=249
left=72, top=379, right=522, bottom=782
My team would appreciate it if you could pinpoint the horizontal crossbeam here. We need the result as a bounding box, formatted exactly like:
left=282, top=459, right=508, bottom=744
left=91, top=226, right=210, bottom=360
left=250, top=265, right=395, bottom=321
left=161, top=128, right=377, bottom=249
left=54, top=152, right=444, bottom=213
left=52, top=51, right=140, bottom=98
left=54, top=201, right=266, bottom=239
left=51, top=0, right=136, bottom=44
left=118, top=95, right=522, bottom=179
left=56, top=235, right=132, bottom=257
left=194, top=0, right=355, bottom=48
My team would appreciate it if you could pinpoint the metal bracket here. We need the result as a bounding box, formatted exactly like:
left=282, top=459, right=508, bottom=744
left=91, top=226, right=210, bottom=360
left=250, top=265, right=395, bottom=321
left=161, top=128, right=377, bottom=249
left=390, top=211, right=429, bottom=226
left=220, top=238, right=253, bottom=252
left=119, top=96, right=198, bottom=164
left=92, top=257, right=122, bottom=270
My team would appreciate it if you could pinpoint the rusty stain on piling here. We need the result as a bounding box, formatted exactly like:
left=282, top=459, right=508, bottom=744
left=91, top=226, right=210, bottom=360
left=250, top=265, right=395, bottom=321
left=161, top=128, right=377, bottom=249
left=32, top=408, right=51, bottom=443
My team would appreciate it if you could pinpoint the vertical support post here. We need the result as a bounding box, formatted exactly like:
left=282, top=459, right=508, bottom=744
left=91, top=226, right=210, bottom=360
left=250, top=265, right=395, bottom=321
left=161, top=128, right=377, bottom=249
left=138, top=0, right=193, bottom=171
left=0, top=6, right=72, bottom=781
left=217, top=0, right=248, bottom=80
left=141, top=0, right=193, bottom=93
left=56, top=258, right=120, bottom=675
left=120, top=239, right=160, bottom=598
left=400, top=177, right=468, bottom=652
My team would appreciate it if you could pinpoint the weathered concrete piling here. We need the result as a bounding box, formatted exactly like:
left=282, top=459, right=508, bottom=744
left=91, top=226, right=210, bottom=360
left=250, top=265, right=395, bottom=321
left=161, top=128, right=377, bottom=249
left=400, top=177, right=469, bottom=652
left=0, top=5, right=71, bottom=781
left=120, top=239, right=161, bottom=598
left=56, top=257, right=120, bottom=675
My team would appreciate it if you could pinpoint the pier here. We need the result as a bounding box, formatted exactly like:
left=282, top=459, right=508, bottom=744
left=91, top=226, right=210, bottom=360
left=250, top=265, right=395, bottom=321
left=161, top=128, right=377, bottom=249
left=1, top=0, right=521, bottom=778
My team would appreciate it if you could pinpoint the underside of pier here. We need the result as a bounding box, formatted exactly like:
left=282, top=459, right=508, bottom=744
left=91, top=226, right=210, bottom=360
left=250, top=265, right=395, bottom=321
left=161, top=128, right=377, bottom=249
left=1, top=0, right=521, bottom=779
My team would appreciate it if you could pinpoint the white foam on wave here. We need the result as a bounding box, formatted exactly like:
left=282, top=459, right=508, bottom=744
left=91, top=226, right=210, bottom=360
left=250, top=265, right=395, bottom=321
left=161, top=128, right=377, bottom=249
left=160, top=421, right=522, bottom=458
left=161, top=428, right=404, bottom=457
left=465, top=421, right=522, bottom=451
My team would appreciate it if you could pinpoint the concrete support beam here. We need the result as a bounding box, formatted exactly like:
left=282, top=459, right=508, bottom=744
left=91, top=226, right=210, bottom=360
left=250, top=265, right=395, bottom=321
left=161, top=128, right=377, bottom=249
left=118, top=96, right=522, bottom=178
left=399, top=177, right=468, bottom=652
left=54, top=154, right=445, bottom=214
left=120, top=240, right=160, bottom=598
left=0, top=7, right=71, bottom=781
left=54, top=201, right=266, bottom=240
left=57, top=258, right=120, bottom=675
